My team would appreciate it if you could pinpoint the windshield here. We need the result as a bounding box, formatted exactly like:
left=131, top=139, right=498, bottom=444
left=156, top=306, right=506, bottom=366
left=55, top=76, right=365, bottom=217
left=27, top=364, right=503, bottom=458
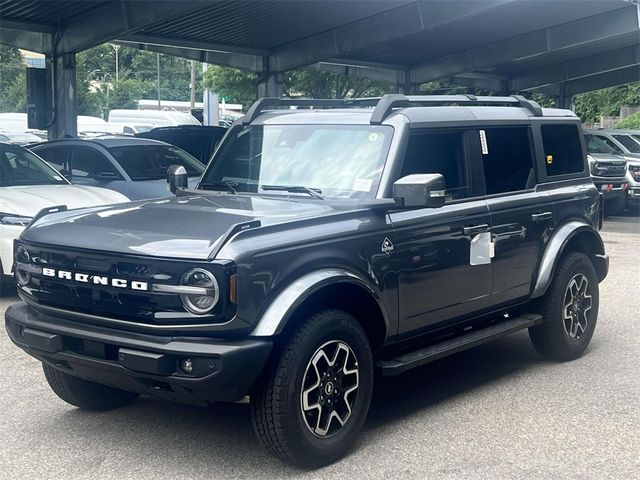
left=199, top=124, right=393, bottom=199
left=0, top=144, right=68, bottom=187
left=108, top=144, right=204, bottom=180
left=613, top=134, right=640, bottom=153
left=584, top=134, right=618, bottom=154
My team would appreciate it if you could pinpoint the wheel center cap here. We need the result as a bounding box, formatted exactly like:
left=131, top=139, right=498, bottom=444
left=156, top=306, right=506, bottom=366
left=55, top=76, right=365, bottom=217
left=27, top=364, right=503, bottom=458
left=324, top=382, right=334, bottom=395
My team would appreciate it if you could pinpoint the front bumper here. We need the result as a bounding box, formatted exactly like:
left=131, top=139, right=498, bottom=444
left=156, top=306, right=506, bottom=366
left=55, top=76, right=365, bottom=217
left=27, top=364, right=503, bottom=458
left=627, top=188, right=640, bottom=205
left=6, top=302, right=272, bottom=404
left=591, top=177, right=627, bottom=198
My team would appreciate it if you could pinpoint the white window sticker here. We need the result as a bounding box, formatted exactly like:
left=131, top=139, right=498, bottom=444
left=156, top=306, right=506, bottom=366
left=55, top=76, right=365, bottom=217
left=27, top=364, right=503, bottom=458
left=479, top=129, right=489, bottom=155
left=352, top=178, right=373, bottom=192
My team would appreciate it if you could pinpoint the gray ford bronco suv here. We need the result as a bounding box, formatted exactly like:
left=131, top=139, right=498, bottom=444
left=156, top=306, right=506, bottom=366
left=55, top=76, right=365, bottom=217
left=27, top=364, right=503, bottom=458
left=6, top=95, right=608, bottom=467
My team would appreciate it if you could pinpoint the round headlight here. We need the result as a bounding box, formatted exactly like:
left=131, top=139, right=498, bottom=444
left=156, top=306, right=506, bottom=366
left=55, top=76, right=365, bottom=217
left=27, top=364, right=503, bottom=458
left=15, top=246, right=31, bottom=286
left=179, top=268, right=219, bottom=315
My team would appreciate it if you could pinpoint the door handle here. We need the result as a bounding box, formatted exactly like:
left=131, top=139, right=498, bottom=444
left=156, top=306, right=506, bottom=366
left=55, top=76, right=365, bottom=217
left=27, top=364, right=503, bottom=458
left=531, top=211, right=553, bottom=223
left=463, top=224, right=490, bottom=236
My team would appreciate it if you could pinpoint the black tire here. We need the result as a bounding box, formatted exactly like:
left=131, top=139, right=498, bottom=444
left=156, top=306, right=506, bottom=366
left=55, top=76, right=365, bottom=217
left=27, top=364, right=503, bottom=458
left=43, top=363, right=139, bottom=411
left=529, top=252, right=599, bottom=361
left=250, top=309, right=374, bottom=468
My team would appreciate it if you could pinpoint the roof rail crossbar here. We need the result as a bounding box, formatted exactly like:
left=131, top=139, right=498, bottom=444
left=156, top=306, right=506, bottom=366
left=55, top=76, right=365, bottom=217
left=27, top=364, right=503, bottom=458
left=243, top=94, right=544, bottom=126
left=370, top=94, right=543, bottom=124
left=242, top=97, right=380, bottom=125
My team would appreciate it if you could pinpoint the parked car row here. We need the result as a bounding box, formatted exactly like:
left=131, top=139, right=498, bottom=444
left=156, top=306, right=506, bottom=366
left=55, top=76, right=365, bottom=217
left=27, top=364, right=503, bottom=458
left=0, top=142, right=128, bottom=287
left=583, top=129, right=640, bottom=213
left=1, top=123, right=639, bottom=291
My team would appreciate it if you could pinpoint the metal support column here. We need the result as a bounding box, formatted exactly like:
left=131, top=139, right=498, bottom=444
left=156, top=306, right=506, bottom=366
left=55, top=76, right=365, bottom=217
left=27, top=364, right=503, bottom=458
left=257, top=71, right=283, bottom=98
left=557, top=83, right=573, bottom=110
left=46, top=52, right=77, bottom=139
left=399, top=83, right=418, bottom=95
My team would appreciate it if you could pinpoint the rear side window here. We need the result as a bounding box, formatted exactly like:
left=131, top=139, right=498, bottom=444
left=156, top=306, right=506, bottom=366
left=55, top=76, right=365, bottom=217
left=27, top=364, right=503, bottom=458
left=480, top=127, right=535, bottom=194
left=541, top=124, right=584, bottom=176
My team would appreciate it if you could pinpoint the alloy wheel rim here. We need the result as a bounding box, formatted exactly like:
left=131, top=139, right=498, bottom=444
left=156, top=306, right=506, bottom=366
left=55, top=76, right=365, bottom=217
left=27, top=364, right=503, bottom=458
left=563, top=273, right=592, bottom=340
left=300, top=340, right=359, bottom=438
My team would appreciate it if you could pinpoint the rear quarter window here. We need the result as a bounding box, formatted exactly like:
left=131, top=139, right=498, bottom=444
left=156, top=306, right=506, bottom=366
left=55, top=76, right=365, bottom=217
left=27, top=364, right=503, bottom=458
left=541, top=124, right=584, bottom=176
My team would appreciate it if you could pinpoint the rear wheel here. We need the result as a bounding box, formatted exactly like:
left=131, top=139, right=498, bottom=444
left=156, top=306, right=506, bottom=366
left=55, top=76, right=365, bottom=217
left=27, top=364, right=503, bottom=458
left=529, top=252, right=599, bottom=361
left=43, top=364, right=139, bottom=411
left=250, top=309, right=373, bottom=468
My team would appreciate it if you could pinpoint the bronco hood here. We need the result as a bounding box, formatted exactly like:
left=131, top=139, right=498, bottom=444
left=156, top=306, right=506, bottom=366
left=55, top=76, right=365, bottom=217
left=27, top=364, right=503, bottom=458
left=21, top=194, right=341, bottom=260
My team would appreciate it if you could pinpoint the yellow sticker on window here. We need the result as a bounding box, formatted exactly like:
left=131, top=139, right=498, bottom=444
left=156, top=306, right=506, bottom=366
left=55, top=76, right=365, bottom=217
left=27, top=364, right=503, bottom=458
left=368, top=133, right=379, bottom=142
left=546, top=154, right=553, bottom=165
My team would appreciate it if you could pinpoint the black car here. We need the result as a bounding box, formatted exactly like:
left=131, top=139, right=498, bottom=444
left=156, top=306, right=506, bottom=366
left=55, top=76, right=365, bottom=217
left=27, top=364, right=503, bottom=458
left=136, top=125, right=227, bottom=165
left=7, top=95, right=608, bottom=468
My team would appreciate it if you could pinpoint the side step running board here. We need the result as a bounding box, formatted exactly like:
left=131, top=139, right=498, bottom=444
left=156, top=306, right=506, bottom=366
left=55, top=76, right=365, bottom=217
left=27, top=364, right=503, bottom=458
left=376, top=313, right=542, bottom=377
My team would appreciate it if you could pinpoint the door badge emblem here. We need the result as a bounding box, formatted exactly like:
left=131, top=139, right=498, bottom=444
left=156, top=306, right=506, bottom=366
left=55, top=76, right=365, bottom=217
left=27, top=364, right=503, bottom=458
left=381, top=237, right=394, bottom=255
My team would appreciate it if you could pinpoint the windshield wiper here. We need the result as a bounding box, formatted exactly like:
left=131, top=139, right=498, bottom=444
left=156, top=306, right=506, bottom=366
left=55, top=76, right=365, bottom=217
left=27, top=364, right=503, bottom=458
left=198, top=180, right=239, bottom=194
left=261, top=185, right=324, bottom=199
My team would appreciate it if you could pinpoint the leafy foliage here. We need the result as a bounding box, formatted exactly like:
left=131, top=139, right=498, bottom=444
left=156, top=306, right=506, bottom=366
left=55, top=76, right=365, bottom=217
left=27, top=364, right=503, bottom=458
left=616, top=111, right=640, bottom=129
left=0, top=45, right=27, bottom=112
left=203, top=65, right=258, bottom=109
left=574, top=83, right=640, bottom=123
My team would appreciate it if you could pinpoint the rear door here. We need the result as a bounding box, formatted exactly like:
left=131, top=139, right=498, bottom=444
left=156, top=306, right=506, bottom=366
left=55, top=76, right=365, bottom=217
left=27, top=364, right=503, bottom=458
left=478, top=125, right=553, bottom=304
left=389, top=128, right=492, bottom=335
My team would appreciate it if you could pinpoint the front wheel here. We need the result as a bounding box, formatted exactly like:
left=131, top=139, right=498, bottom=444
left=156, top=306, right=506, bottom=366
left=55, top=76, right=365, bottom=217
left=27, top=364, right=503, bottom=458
left=250, top=309, right=374, bottom=468
left=43, top=364, right=139, bottom=411
left=529, top=252, right=599, bottom=361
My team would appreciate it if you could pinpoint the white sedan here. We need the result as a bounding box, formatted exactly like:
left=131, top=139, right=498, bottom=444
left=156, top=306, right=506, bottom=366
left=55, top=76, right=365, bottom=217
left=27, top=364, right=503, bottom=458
left=0, top=142, right=129, bottom=285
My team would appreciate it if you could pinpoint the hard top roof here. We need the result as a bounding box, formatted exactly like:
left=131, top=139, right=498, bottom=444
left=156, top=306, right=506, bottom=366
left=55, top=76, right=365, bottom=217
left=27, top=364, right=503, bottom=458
left=244, top=95, right=577, bottom=126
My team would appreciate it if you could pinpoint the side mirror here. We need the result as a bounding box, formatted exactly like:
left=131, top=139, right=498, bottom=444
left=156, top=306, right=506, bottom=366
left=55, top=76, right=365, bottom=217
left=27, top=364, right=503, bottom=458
left=167, top=164, right=188, bottom=194
left=392, top=173, right=446, bottom=208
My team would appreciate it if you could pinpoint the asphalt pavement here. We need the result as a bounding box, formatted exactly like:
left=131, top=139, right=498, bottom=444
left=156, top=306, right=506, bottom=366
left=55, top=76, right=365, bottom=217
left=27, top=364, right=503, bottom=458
left=1, top=216, right=638, bottom=479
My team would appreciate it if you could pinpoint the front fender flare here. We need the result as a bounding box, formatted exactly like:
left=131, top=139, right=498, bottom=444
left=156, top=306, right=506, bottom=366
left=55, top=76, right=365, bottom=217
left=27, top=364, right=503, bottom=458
left=251, top=268, right=387, bottom=337
left=531, top=220, right=606, bottom=298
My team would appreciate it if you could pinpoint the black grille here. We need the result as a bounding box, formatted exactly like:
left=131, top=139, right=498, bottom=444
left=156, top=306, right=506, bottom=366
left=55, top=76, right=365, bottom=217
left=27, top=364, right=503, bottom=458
left=593, top=161, right=626, bottom=177
left=16, top=242, right=233, bottom=327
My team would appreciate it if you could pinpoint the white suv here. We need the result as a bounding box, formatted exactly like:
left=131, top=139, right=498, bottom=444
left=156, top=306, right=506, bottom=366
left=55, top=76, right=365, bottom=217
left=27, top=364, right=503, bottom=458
left=0, top=142, right=129, bottom=289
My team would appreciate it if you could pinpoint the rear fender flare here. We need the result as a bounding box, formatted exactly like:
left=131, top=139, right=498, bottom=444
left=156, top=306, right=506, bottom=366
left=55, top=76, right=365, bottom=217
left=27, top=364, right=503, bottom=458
left=531, top=220, right=606, bottom=298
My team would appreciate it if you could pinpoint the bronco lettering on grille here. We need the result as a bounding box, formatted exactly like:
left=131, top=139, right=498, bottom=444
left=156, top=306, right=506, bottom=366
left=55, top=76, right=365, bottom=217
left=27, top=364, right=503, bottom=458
left=41, top=268, right=149, bottom=291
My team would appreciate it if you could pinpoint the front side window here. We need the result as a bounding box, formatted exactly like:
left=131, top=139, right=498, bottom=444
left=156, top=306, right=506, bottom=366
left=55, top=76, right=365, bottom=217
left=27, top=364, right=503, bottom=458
left=612, top=134, right=640, bottom=153
left=70, top=147, right=121, bottom=179
left=595, top=135, right=624, bottom=154
left=399, top=130, right=472, bottom=201
left=584, top=134, right=618, bottom=155
left=109, top=145, right=204, bottom=180
left=541, top=124, right=585, bottom=176
left=0, top=144, right=68, bottom=187
left=200, top=124, right=393, bottom=199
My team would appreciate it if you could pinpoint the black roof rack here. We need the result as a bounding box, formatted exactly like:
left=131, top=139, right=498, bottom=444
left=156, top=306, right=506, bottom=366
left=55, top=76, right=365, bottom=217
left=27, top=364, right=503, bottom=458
left=242, top=94, right=544, bottom=126
left=369, top=94, right=543, bottom=124
left=242, top=97, right=380, bottom=125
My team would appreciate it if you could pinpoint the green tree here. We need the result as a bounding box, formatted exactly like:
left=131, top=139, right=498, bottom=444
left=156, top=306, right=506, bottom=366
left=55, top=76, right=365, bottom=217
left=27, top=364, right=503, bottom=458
left=284, top=69, right=392, bottom=98
left=574, top=83, right=640, bottom=123
left=203, top=65, right=258, bottom=109
left=0, top=45, right=27, bottom=112
left=616, top=111, right=640, bottom=129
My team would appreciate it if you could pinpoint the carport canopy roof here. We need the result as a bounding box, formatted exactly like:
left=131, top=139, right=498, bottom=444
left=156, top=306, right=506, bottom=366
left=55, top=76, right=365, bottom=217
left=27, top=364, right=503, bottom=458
left=1, top=0, right=639, bottom=96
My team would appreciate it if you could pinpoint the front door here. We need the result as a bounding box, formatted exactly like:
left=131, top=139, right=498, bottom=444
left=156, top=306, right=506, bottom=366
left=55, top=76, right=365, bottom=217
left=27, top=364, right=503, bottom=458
left=389, top=128, right=492, bottom=335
